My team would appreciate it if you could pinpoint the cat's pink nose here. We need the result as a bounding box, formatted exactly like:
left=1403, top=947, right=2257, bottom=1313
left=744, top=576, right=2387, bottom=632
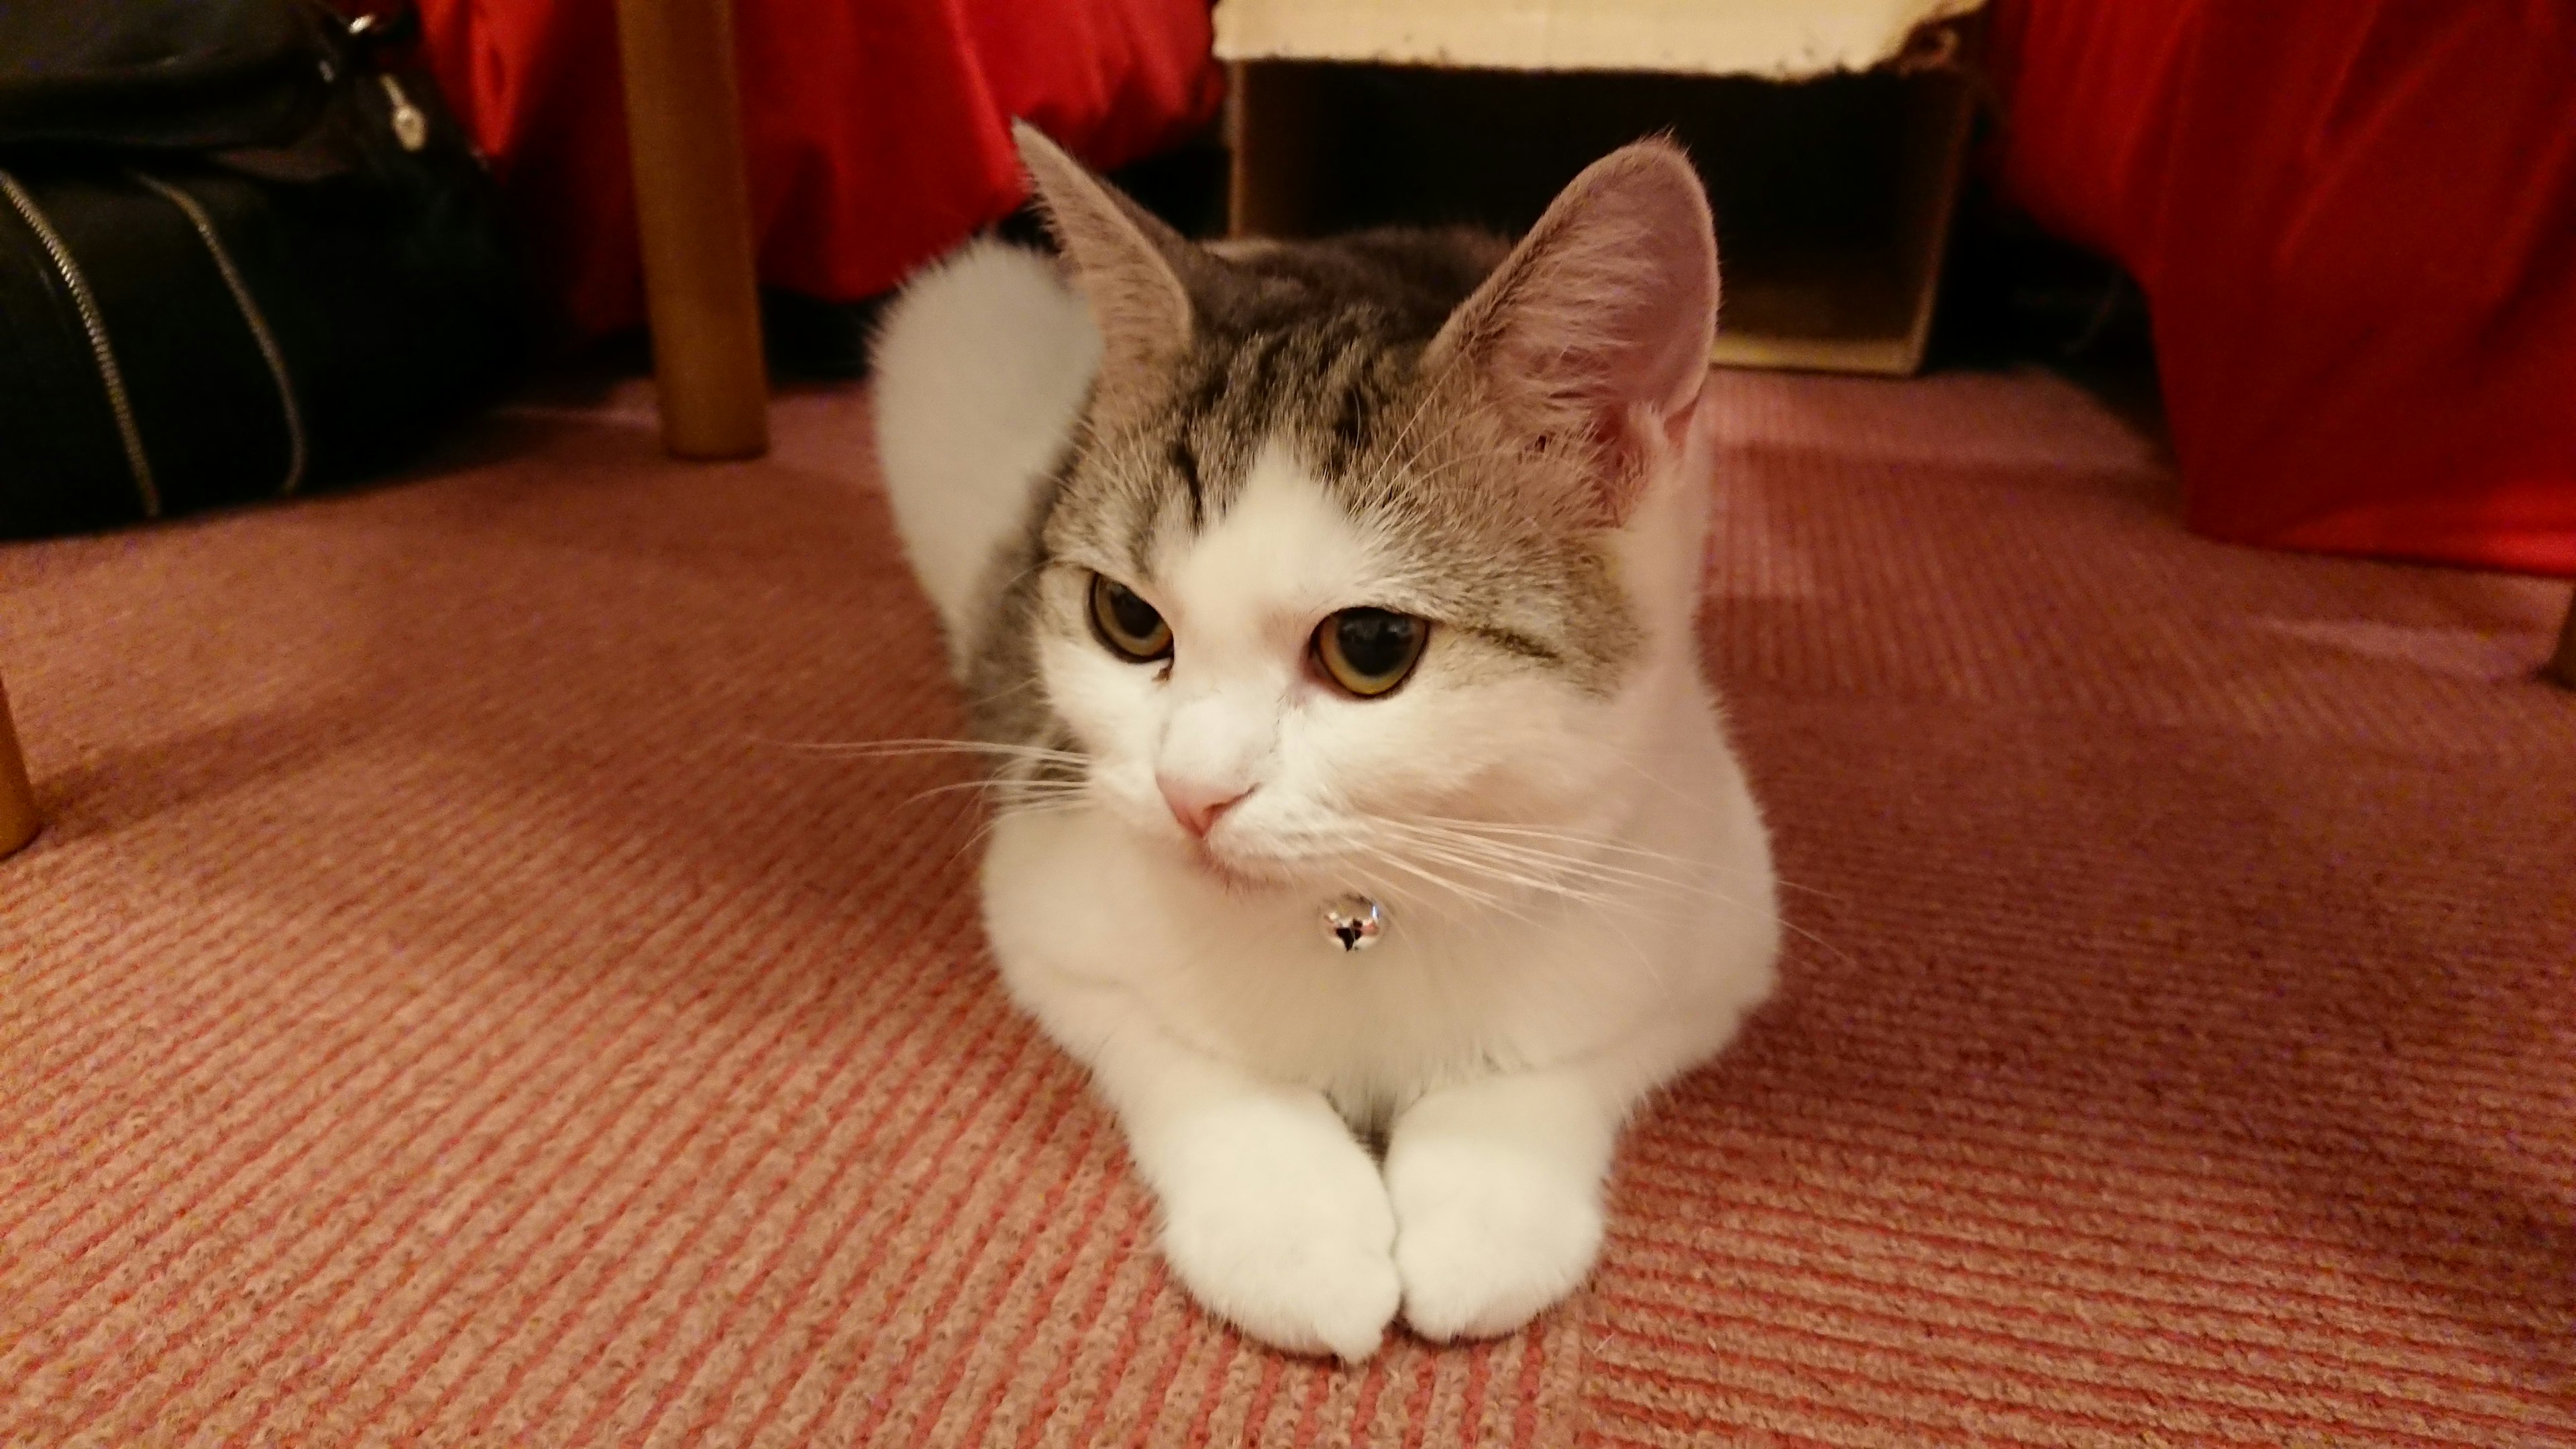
left=1158, top=775, right=1251, bottom=839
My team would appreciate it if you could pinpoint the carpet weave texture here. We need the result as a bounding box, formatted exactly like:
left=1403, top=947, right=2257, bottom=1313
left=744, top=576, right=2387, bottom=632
left=5, top=371, right=2572, bottom=1447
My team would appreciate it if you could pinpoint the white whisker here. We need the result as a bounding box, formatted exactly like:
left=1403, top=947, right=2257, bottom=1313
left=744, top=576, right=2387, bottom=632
left=765, top=735, right=1087, bottom=765
left=1414, top=795, right=1841, bottom=901
left=1346, top=810, right=1854, bottom=968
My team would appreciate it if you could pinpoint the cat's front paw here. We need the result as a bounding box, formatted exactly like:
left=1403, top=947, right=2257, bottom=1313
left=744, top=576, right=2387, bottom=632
left=1155, top=1105, right=1401, bottom=1360
left=1387, top=1136, right=1605, bottom=1342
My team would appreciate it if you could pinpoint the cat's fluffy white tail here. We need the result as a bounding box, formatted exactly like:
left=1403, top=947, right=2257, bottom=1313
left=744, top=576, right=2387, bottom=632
left=872, top=239, right=1100, bottom=671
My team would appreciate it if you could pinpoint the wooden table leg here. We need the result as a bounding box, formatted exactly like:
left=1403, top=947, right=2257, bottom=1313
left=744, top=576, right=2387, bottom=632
left=615, top=0, right=770, bottom=460
left=2547, top=587, right=2576, bottom=690
left=1, top=666, right=39, bottom=859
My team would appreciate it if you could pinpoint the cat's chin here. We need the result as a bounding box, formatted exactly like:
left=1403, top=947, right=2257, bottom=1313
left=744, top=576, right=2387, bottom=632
left=1181, top=841, right=1298, bottom=894
left=1157, top=832, right=1336, bottom=897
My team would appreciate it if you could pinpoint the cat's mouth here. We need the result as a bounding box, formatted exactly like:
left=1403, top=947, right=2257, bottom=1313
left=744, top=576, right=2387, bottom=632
left=1184, top=837, right=1283, bottom=891
left=1120, top=796, right=1345, bottom=892
left=1171, top=829, right=1331, bottom=894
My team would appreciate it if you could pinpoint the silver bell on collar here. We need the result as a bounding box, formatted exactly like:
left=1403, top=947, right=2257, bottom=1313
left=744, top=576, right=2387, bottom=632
left=1322, top=894, right=1385, bottom=952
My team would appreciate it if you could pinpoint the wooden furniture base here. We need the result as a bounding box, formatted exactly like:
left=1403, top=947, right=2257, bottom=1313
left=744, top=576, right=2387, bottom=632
left=1, top=667, right=38, bottom=859
left=615, top=0, right=771, bottom=460
left=2548, top=589, right=2576, bottom=690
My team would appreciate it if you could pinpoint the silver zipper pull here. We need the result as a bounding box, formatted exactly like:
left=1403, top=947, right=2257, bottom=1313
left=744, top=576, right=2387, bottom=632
left=379, top=74, right=429, bottom=152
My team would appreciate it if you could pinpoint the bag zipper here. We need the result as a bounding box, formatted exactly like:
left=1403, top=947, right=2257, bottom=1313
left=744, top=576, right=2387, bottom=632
left=378, top=75, right=429, bottom=153
left=0, top=170, right=160, bottom=518
left=130, top=172, right=310, bottom=496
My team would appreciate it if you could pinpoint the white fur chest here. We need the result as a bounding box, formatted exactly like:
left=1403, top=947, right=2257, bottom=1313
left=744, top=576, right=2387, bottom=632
left=983, top=806, right=1645, bottom=1106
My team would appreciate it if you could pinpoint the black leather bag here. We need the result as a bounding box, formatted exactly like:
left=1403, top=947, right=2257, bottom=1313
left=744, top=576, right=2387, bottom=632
left=0, top=0, right=521, bottom=539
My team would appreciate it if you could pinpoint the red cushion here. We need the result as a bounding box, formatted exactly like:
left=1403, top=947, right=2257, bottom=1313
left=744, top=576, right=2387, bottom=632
left=416, top=0, right=1222, bottom=342
left=1992, top=0, right=2576, bottom=576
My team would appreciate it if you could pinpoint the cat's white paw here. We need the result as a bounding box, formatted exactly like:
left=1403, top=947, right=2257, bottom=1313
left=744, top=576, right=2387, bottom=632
left=1154, top=1104, right=1401, bottom=1360
left=1387, top=1136, right=1605, bottom=1342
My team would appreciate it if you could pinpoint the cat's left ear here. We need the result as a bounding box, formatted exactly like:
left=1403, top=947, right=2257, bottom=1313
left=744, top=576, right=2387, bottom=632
left=1426, top=138, right=1719, bottom=523
left=1012, top=121, right=1197, bottom=419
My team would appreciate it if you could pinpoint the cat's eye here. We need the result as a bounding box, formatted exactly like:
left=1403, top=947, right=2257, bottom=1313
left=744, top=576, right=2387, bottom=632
left=1088, top=573, right=1173, bottom=662
left=1314, top=608, right=1429, bottom=698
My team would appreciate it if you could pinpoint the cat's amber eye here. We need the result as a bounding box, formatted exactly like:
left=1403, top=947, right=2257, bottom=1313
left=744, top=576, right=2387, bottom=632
left=1314, top=608, right=1429, bottom=698
left=1088, top=573, right=1173, bottom=662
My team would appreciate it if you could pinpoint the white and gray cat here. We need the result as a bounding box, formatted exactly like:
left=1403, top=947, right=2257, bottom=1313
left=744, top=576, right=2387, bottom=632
left=870, top=125, right=1778, bottom=1360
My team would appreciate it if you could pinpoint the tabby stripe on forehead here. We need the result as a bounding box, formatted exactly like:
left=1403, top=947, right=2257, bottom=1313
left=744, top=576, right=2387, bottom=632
left=1183, top=353, right=1234, bottom=424
left=1229, top=329, right=1292, bottom=438
left=1321, top=338, right=1374, bottom=475
left=1122, top=488, right=1161, bottom=578
left=1462, top=624, right=1562, bottom=665
left=1170, top=435, right=1203, bottom=531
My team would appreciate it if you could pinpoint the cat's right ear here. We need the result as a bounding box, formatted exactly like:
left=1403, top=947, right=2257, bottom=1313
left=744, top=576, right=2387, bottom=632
left=1012, top=122, right=1194, bottom=397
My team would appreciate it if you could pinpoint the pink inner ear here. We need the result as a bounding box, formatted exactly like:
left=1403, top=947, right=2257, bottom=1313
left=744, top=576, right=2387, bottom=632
left=1576, top=164, right=1721, bottom=419
left=1450, top=142, right=1721, bottom=485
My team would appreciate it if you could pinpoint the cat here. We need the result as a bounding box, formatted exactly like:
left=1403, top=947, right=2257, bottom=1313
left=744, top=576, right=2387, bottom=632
left=869, top=123, right=1778, bottom=1360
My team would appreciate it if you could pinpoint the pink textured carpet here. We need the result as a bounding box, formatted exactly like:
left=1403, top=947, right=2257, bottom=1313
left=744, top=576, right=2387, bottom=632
left=4, top=370, right=2572, bottom=1446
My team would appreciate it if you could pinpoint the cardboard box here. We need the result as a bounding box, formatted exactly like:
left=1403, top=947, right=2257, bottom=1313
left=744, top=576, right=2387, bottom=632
left=1216, top=0, right=1984, bottom=376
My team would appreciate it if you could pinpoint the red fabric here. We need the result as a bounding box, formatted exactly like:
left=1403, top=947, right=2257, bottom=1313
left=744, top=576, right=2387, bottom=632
left=1990, top=1, right=2576, bottom=576
left=414, top=0, right=1223, bottom=342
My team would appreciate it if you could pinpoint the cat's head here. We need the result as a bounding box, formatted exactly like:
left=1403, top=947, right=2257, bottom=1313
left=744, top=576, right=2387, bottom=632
left=1006, top=125, right=1721, bottom=894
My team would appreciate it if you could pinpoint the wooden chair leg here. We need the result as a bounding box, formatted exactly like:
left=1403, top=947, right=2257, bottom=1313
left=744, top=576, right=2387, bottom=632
left=2548, top=587, right=2576, bottom=690
left=1, top=665, right=39, bottom=859
left=615, top=0, right=770, bottom=460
